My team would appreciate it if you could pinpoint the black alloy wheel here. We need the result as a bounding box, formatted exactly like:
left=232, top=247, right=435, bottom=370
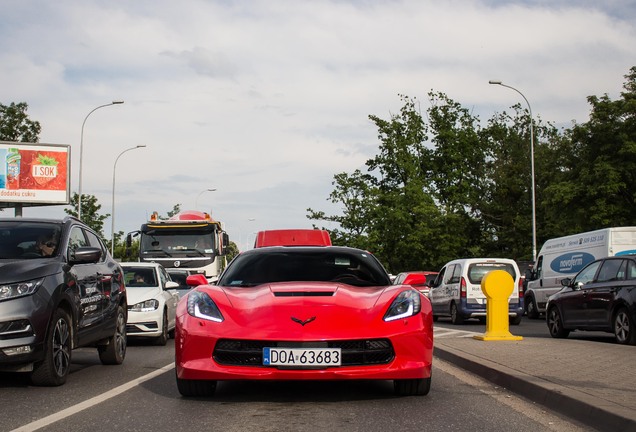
left=98, top=305, right=127, bottom=364
left=547, top=306, right=570, bottom=339
left=31, top=308, right=72, bottom=386
left=614, top=307, right=636, bottom=345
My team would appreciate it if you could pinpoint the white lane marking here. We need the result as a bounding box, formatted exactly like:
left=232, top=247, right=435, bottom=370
left=10, top=362, right=175, bottom=432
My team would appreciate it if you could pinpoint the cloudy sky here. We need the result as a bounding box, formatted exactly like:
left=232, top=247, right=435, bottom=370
left=2, top=0, right=635, bottom=251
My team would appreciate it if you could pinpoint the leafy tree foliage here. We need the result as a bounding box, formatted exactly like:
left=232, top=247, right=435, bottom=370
left=65, top=193, right=109, bottom=238
left=309, top=67, right=636, bottom=273
left=0, top=102, right=41, bottom=142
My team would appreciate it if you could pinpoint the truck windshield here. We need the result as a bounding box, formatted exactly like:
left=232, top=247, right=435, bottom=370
left=140, top=230, right=216, bottom=256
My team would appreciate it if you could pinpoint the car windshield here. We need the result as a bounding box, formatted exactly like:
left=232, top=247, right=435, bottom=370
left=467, top=262, right=517, bottom=284
left=218, top=248, right=392, bottom=287
left=123, top=267, right=158, bottom=287
left=0, top=221, right=62, bottom=259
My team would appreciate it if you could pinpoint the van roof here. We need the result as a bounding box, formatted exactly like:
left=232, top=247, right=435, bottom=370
left=253, top=229, right=332, bottom=248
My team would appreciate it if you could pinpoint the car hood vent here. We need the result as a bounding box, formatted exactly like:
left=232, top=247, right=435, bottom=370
left=273, top=291, right=335, bottom=297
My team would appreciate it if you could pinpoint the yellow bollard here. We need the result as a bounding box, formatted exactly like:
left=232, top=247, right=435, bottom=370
left=473, top=270, right=523, bottom=341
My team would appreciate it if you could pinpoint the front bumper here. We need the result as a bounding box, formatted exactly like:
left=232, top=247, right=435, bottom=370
left=126, top=309, right=163, bottom=337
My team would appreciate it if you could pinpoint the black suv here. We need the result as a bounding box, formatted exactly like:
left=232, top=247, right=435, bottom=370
left=0, top=216, right=127, bottom=385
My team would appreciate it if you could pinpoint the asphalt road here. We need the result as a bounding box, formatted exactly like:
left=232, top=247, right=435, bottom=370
left=0, top=321, right=598, bottom=432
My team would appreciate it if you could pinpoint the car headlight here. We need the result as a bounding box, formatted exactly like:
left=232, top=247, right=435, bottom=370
left=0, top=279, right=44, bottom=301
left=384, top=290, right=421, bottom=321
left=130, top=299, right=159, bottom=312
left=187, top=291, right=224, bottom=322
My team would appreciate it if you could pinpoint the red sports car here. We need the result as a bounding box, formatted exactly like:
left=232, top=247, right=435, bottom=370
left=174, top=245, right=433, bottom=397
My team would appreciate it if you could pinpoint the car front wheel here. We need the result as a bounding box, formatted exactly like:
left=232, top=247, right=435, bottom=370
left=98, top=305, right=127, bottom=365
left=394, top=376, right=431, bottom=396
left=31, top=308, right=72, bottom=386
left=154, top=310, right=168, bottom=346
left=547, top=306, right=570, bottom=339
left=176, top=373, right=217, bottom=397
left=614, top=307, right=636, bottom=345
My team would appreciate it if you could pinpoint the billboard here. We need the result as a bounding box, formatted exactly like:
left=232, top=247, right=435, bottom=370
left=0, top=141, right=70, bottom=207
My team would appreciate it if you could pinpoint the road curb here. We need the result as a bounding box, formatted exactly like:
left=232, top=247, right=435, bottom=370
left=434, top=344, right=636, bottom=432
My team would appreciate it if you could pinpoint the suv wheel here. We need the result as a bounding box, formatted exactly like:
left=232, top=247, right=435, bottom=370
left=31, top=308, right=72, bottom=386
left=450, top=302, right=464, bottom=325
left=525, top=295, right=540, bottom=319
left=547, top=306, right=570, bottom=339
left=98, top=305, right=127, bottom=364
left=614, top=308, right=636, bottom=345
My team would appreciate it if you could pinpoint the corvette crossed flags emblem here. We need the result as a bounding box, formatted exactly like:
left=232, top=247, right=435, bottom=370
left=291, top=316, right=316, bottom=326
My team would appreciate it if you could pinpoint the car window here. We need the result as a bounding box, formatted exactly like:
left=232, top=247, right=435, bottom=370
left=123, top=267, right=158, bottom=286
left=68, top=226, right=87, bottom=252
left=467, top=262, right=517, bottom=284
left=573, top=261, right=601, bottom=286
left=629, top=261, right=636, bottom=280
left=394, top=273, right=405, bottom=285
left=218, top=249, right=391, bottom=287
left=84, top=229, right=105, bottom=262
left=444, top=265, right=459, bottom=284
left=596, top=259, right=625, bottom=283
left=0, top=221, right=62, bottom=259
left=432, top=267, right=446, bottom=287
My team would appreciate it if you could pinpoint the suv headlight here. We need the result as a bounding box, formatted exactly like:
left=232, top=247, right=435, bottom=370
left=384, top=290, right=421, bottom=321
left=0, top=279, right=44, bottom=301
left=130, top=299, right=159, bottom=312
left=187, top=291, right=224, bottom=322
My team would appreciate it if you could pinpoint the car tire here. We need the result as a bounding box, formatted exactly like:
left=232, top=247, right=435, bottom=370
left=450, top=302, right=464, bottom=325
left=176, top=375, right=217, bottom=397
left=547, top=306, right=570, bottom=339
left=394, top=376, right=431, bottom=396
left=98, top=305, right=127, bottom=365
left=155, top=310, right=169, bottom=346
left=525, top=296, right=540, bottom=319
left=31, top=308, right=72, bottom=386
left=509, top=315, right=522, bottom=326
left=613, top=307, right=636, bottom=345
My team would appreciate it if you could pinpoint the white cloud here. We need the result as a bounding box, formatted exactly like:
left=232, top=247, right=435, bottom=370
left=1, top=0, right=635, bottom=250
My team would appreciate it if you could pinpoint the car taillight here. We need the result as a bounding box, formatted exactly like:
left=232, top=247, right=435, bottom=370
left=460, top=277, right=467, bottom=298
left=518, top=278, right=524, bottom=297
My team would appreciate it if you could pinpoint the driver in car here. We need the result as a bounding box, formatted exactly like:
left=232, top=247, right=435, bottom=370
left=36, top=235, right=57, bottom=257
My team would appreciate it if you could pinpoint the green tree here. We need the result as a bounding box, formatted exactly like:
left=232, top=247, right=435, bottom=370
left=0, top=102, right=41, bottom=142
left=543, top=66, right=636, bottom=231
left=65, top=193, right=110, bottom=238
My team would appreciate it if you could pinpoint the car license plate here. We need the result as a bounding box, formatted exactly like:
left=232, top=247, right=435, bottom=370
left=263, top=347, right=341, bottom=367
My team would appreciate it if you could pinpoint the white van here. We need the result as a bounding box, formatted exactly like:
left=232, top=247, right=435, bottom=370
left=525, top=227, right=636, bottom=318
left=428, top=258, right=523, bottom=325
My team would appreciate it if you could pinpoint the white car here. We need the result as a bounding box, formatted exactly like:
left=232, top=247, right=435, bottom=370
left=121, top=262, right=180, bottom=345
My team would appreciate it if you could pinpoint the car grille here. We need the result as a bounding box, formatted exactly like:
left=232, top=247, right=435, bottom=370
left=213, top=339, right=395, bottom=367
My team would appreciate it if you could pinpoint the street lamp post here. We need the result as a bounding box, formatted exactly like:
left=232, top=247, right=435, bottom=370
left=78, top=101, right=124, bottom=221
left=489, top=80, right=537, bottom=262
left=195, top=188, right=217, bottom=210
left=111, top=145, right=146, bottom=256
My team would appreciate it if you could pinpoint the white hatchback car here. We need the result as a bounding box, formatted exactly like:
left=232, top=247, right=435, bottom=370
left=121, top=262, right=180, bottom=345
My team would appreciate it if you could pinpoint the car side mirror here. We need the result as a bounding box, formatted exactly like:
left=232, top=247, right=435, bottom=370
left=560, top=278, right=571, bottom=287
left=186, top=274, right=209, bottom=287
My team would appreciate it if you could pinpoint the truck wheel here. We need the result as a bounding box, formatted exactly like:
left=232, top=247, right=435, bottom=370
left=525, top=295, right=540, bottom=319
left=614, top=307, right=636, bottom=345
left=450, top=302, right=464, bottom=325
left=31, top=308, right=72, bottom=386
left=98, top=305, right=127, bottom=365
left=547, top=306, right=569, bottom=338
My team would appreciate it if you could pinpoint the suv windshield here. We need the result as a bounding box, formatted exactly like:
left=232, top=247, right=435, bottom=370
left=0, top=221, right=62, bottom=259
left=218, top=248, right=391, bottom=288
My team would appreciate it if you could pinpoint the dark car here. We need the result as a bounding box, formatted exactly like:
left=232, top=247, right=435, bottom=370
left=0, top=216, right=127, bottom=385
left=546, top=256, right=636, bottom=345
